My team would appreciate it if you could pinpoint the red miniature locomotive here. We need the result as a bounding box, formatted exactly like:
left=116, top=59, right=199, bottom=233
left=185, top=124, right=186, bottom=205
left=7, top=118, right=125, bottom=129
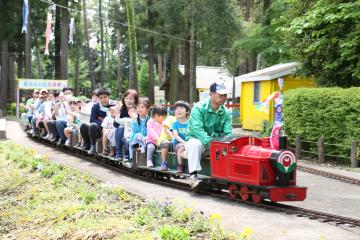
left=209, top=135, right=307, bottom=202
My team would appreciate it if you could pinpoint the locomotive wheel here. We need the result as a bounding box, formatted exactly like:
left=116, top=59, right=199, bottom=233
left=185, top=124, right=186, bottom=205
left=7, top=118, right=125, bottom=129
left=239, top=186, right=250, bottom=201
left=228, top=184, right=238, bottom=199
left=251, top=192, right=263, bottom=203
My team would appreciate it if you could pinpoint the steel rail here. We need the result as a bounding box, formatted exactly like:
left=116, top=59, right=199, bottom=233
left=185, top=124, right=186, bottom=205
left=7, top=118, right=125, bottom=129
left=298, top=164, right=360, bottom=185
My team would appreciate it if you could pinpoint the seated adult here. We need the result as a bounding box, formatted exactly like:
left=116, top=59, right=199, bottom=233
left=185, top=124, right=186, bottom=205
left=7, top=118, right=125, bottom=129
left=80, top=88, right=112, bottom=154
left=55, top=87, right=74, bottom=144
left=30, top=89, right=49, bottom=135
left=21, top=89, right=39, bottom=129
left=114, top=89, right=139, bottom=160
left=185, top=82, right=232, bottom=189
left=47, top=91, right=63, bottom=142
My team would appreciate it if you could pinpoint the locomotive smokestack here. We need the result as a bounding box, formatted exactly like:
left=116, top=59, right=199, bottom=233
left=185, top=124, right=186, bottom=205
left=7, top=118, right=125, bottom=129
left=279, top=135, right=287, bottom=150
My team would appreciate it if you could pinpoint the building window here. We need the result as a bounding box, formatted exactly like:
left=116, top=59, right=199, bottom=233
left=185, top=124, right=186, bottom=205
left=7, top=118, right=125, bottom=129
left=253, top=81, right=261, bottom=103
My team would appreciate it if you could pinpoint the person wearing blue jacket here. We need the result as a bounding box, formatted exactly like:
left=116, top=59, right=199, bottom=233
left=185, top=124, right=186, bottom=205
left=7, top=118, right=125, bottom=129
left=80, top=88, right=112, bottom=154
left=128, top=97, right=150, bottom=161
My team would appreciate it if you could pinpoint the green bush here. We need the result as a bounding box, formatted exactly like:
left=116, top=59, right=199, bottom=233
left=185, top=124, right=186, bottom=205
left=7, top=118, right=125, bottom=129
left=6, top=102, right=24, bottom=116
left=52, top=173, right=65, bottom=186
left=283, top=87, right=360, bottom=159
left=134, top=207, right=154, bottom=226
left=80, top=191, right=97, bottom=205
left=260, top=120, right=273, bottom=137
left=40, top=165, right=58, bottom=178
left=157, top=225, right=189, bottom=240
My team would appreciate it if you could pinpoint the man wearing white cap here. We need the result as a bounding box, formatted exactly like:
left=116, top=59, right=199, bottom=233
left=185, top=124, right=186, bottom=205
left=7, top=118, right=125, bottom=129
left=185, top=82, right=232, bottom=189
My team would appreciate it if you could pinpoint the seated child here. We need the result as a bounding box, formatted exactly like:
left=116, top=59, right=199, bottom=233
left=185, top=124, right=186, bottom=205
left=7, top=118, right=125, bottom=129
left=64, top=99, right=81, bottom=146
left=128, top=97, right=150, bottom=161
left=101, top=106, right=116, bottom=156
left=114, top=104, right=137, bottom=160
left=146, top=105, right=167, bottom=167
left=115, top=105, right=137, bottom=161
left=157, top=114, right=176, bottom=171
left=172, top=100, right=191, bottom=173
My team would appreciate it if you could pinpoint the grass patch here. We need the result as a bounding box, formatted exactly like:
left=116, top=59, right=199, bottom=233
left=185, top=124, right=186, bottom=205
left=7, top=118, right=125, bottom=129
left=0, top=141, right=252, bottom=239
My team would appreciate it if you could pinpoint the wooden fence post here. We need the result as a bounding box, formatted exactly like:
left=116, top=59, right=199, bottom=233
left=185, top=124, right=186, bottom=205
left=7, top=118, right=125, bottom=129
left=318, top=136, right=325, bottom=163
left=295, top=135, right=301, bottom=160
left=351, top=140, right=358, bottom=168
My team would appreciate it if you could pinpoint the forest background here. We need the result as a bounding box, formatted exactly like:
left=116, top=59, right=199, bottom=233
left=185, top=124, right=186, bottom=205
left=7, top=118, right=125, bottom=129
left=1, top=0, right=360, bottom=114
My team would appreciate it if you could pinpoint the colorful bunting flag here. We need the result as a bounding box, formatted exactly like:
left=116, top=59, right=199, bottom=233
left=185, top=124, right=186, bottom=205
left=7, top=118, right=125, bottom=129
left=255, top=90, right=284, bottom=149
left=255, top=91, right=281, bottom=113
left=278, top=78, right=284, bottom=90
left=44, top=13, right=52, bottom=55
left=22, top=0, right=29, bottom=34
left=69, top=18, right=75, bottom=44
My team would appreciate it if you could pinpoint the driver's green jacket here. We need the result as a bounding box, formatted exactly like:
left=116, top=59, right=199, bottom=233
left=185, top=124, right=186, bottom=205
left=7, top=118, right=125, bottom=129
left=187, top=98, right=232, bottom=148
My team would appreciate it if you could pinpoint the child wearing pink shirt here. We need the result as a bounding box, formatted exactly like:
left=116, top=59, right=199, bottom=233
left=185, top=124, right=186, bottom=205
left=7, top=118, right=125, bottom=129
left=146, top=105, right=167, bottom=167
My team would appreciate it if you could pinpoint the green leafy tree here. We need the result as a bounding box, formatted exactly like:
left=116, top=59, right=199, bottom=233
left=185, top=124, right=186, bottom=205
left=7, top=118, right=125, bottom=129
left=283, top=0, right=360, bottom=87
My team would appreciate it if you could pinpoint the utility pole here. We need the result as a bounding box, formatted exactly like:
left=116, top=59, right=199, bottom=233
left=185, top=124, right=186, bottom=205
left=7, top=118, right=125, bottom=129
left=189, top=0, right=197, bottom=103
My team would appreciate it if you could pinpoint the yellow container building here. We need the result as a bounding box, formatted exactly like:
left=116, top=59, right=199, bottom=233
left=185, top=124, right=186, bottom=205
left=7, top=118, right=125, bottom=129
left=235, top=62, right=315, bottom=130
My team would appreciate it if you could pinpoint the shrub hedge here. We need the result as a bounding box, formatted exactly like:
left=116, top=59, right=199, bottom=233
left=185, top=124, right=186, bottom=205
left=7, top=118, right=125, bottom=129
left=283, top=87, right=360, bottom=156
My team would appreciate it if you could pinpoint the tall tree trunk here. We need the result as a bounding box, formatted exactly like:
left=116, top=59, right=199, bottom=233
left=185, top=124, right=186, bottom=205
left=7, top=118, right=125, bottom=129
left=54, top=3, right=61, bottom=79
left=74, top=0, right=82, bottom=95
left=247, top=55, right=255, bottom=72
left=60, top=1, right=69, bottom=80
left=147, top=0, right=154, bottom=103
left=116, top=29, right=123, bottom=97
left=256, top=0, right=271, bottom=70
left=148, top=38, right=155, bottom=102
left=263, top=0, right=271, bottom=24
left=157, top=54, right=163, bottom=84
left=246, top=0, right=255, bottom=73
left=125, top=0, right=138, bottom=91
left=162, top=54, right=167, bottom=83
left=245, top=0, right=254, bottom=21
left=189, top=0, right=197, bottom=103
left=169, top=45, right=179, bottom=104
left=83, top=0, right=96, bottom=90
left=75, top=49, right=80, bottom=94
left=8, top=54, right=16, bottom=103
left=99, top=0, right=105, bottom=86
left=183, top=35, right=190, bottom=102
left=17, top=53, right=24, bottom=79
left=34, top=40, right=43, bottom=79
left=25, top=1, right=32, bottom=78
left=0, top=39, right=9, bottom=115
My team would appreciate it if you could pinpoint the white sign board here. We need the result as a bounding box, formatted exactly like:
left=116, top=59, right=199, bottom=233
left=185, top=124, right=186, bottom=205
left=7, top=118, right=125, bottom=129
left=18, top=79, right=68, bottom=90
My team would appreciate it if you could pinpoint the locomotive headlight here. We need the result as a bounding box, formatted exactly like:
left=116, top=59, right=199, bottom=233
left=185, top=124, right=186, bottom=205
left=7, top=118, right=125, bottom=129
left=276, top=151, right=296, bottom=174
left=270, top=150, right=297, bottom=186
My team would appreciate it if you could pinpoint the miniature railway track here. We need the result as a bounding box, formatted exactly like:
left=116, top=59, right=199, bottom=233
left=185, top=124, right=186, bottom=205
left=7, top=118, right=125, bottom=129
left=206, top=190, right=360, bottom=228
left=30, top=135, right=360, bottom=229
left=298, top=164, right=360, bottom=186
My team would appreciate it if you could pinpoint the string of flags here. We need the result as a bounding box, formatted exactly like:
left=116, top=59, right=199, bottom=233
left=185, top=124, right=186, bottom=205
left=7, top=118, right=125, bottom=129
left=255, top=78, right=284, bottom=149
left=22, top=0, right=76, bottom=55
left=255, top=78, right=284, bottom=115
left=44, top=13, right=52, bottom=55
left=22, top=0, right=29, bottom=33
left=69, top=18, right=75, bottom=44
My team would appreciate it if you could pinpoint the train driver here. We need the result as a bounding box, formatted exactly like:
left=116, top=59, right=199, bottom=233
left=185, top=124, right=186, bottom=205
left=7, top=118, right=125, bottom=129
left=185, top=82, right=233, bottom=189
